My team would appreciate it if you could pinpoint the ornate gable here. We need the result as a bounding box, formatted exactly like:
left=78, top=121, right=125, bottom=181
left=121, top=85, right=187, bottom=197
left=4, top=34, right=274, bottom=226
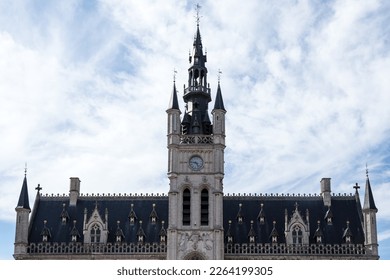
left=285, top=202, right=310, bottom=245
left=83, top=204, right=109, bottom=244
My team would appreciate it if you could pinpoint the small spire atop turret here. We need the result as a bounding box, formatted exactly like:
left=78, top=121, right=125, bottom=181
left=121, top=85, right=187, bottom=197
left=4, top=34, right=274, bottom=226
left=363, top=166, right=377, bottom=211
left=168, top=80, right=180, bottom=110
left=17, top=171, right=30, bottom=210
left=213, top=82, right=226, bottom=111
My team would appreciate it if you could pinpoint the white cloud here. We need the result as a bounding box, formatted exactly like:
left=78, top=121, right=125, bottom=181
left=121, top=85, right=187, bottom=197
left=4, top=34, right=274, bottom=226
left=0, top=0, right=390, bottom=258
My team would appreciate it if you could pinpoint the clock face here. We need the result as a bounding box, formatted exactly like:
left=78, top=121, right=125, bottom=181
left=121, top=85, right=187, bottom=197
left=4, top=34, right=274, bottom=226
left=189, top=155, right=204, bottom=171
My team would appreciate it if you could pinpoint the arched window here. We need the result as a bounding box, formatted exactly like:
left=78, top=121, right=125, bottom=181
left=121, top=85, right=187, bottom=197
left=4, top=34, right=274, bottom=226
left=90, top=223, right=101, bottom=243
left=292, top=225, right=303, bottom=245
left=201, top=189, right=209, bottom=226
left=183, top=189, right=191, bottom=226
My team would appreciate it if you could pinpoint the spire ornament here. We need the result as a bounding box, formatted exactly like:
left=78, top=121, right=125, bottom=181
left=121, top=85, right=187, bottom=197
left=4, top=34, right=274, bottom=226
left=218, top=69, right=222, bottom=84
left=195, top=3, right=202, bottom=26
left=173, top=68, right=177, bottom=83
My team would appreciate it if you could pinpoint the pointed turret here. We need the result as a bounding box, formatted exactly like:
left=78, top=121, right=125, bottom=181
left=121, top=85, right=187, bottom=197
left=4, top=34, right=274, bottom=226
left=167, top=81, right=182, bottom=149
left=14, top=173, right=31, bottom=258
left=363, top=173, right=377, bottom=211
left=168, top=81, right=180, bottom=110
left=213, top=82, right=226, bottom=111
left=362, top=169, right=379, bottom=258
left=212, top=81, right=226, bottom=149
left=17, top=175, right=30, bottom=210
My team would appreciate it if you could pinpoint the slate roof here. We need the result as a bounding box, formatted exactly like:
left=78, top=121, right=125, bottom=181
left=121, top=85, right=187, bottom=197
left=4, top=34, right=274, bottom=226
left=28, top=195, right=168, bottom=244
left=28, top=192, right=365, bottom=246
left=223, top=194, right=365, bottom=245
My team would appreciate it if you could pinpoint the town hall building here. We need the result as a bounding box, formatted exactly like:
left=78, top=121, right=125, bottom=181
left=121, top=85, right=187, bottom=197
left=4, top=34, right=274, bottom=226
left=14, top=18, right=379, bottom=260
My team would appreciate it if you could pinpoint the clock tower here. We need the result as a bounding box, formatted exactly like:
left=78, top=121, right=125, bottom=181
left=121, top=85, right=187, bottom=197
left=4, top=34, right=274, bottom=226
left=166, top=20, right=226, bottom=260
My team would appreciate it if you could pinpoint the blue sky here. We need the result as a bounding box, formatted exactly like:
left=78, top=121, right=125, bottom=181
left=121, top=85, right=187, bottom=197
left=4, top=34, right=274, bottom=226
left=0, top=0, right=389, bottom=259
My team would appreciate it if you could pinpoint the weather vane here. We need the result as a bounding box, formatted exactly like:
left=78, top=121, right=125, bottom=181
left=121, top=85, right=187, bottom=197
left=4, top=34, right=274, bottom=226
left=218, top=69, right=222, bottom=83
left=195, top=3, right=202, bottom=26
left=173, top=68, right=177, bottom=83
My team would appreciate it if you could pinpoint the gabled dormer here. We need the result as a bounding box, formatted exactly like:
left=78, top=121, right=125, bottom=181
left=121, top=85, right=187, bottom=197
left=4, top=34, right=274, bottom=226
left=285, top=203, right=310, bottom=245
left=83, top=204, right=109, bottom=244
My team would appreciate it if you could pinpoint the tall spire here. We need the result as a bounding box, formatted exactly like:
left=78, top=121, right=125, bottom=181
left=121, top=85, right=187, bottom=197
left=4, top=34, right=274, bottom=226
left=182, top=5, right=211, bottom=135
left=168, top=75, right=179, bottom=111
left=17, top=170, right=30, bottom=210
left=214, top=70, right=226, bottom=111
left=363, top=167, right=377, bottom=211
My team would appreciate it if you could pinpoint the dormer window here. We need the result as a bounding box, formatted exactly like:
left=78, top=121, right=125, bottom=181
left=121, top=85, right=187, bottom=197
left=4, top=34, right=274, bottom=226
left=137, top=221, right=146, bottom=244
left=60, top=203, right=70, bottom=225
left=325, top=206, right=333, bottom=225
left=40, top=220, right=51, bottom=242
left=128, top=203, right=137, bottom=226
left=259, top=216, right=265, bottom=224
left=70, top=220, right=80, bottom=242
left=237, top=203, right=243, bottom=224
left=150, top=203, right=158, bottom=225
left=257, top=203, right=266, bottom=225
left=270, top=221, right=278, bottom=244
left=115, top=221, right=125, bottom=243
left=159, top=220, right=167, bottom=244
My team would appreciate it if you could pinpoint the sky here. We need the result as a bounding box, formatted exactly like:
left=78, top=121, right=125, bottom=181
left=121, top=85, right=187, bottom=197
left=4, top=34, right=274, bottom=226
left=0, top=0, right=389, bottom=260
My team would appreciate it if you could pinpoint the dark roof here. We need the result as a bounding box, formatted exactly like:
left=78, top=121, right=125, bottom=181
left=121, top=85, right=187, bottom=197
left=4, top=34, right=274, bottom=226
left=17, top=176, right=30, bottom=210
left=28, top=192, right=365, bottom=247
left=223, top=194, right=365, bottom=245
left=28, top=195, right=168, bottom=244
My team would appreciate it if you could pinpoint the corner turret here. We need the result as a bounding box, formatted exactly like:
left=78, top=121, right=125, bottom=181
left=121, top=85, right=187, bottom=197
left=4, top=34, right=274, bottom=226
left=14, top=173, right=31, bottom=257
